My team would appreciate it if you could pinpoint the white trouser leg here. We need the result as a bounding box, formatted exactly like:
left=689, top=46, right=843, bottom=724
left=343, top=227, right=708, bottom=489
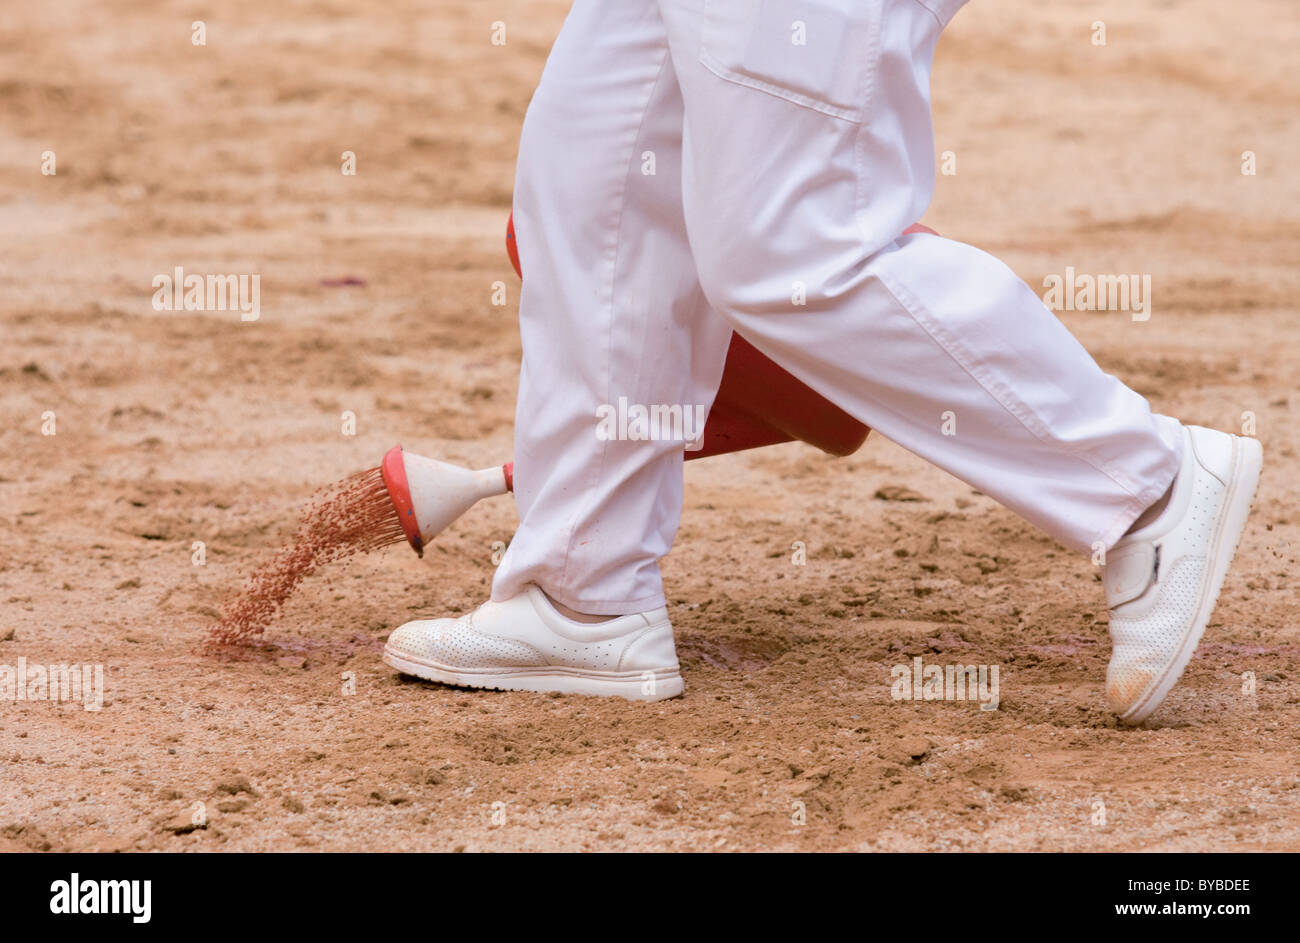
left=658, top=0, right=1180, bottom=553
left=492, top=1, right=732, bottom=614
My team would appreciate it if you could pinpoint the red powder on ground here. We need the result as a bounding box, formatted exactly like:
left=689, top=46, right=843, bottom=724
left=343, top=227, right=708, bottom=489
left=206, top=467, right=406, bottom=649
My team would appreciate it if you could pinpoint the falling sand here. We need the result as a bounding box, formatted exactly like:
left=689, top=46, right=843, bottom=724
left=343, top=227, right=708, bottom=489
left=206, top=467, right=407, bottom=648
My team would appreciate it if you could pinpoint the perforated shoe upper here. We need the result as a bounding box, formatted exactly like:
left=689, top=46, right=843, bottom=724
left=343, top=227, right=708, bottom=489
left=1103, top=425, right=1234, bottom=716
left=385, top=585, right=679, bottom=674
left=386, top=613, right=549, bottom=669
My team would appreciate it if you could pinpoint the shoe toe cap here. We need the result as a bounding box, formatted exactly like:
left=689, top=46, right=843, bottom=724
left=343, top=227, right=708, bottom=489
left=1106, top=656, right=1157, bottom=718
left=386, top=618, right=460, bottom=660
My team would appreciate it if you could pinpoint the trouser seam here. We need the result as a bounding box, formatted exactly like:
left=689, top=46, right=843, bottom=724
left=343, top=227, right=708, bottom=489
left=554, top=47, right=674, bottom=593
left=903, top=0, right=945, bottom=29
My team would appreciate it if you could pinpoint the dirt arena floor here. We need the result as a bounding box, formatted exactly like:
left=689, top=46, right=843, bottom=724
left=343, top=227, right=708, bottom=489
left=2, top=0, right=1297, bottom=852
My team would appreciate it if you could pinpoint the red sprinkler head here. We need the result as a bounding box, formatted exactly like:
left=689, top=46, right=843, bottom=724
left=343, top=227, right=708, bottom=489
left=380, top=445, right=423, bottom=557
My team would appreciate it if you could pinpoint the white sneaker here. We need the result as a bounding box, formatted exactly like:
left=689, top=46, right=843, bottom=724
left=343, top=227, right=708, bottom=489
left=382, top=585, right=683, bottom=701
left=1104, top=425, right=1262, bottom=724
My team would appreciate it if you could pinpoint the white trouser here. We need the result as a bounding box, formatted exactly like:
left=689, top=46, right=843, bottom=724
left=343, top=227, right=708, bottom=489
left=492, top=0, right=1182, bottom=615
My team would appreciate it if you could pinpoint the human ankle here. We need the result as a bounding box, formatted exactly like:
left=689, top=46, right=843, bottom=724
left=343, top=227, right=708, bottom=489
left=1127, top=478, right=1175, bottom=535
left=542, top=590, right=619, bottom=623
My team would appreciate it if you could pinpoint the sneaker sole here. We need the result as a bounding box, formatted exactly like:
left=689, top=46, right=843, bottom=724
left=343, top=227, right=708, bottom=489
left=381, top=647, right=684, bottom=702
left=1118, top=434, right=1263, bottom=725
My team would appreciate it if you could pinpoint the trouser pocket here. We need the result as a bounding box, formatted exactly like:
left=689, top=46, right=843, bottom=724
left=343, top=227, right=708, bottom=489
left=698, top=0, right=883, bottom=124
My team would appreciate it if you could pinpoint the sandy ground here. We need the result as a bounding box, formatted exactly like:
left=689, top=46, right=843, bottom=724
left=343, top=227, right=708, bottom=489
left=1, top=0, right=1298, bottom=852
